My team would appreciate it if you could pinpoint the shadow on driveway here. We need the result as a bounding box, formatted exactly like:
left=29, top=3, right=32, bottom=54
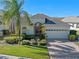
left=47, top=39, right=79, bottom=59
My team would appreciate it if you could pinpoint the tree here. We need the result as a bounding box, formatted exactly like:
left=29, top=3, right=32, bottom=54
left=0, top=0, right=31, bottom=44
left=1, top=0, right=24, bottom=34
left=21, top=10, right=32, bottom=25
left=34, top=22, right=45, bottom=46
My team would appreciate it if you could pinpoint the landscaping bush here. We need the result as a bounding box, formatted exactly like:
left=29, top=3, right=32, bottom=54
left=11, top=34, right=23, bottom=37
left=68, top=35, right=76, bottom=41
left=40, top=34, right=45, bottom=40
left=40, top=40, right=47, bottom=46
left=40, top=42, right=46, bottom=46
left=3, top=30, right=10, bottom=36
left=22, top=34, right=34, bottom=40
left=0, top=37, right=3, bottom=40
left=33, top=42, right=38, bottom=45
left=4, top=36, right=19, bottom=44
left=21, top=40, right=30, bottom=45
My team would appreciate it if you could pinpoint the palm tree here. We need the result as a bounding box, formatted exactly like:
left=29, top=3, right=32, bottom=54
left=0, top=0, right=31, bottom=44
left=0, top=0, right=24, bottom=35
left=3, top=0, right=24, bottom=34
left=21, top=10, right=32, bottom=25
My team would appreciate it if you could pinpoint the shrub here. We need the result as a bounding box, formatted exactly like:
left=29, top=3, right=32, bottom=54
left=68, top=35, right=76, bottom=41
left=33, top=42, right=38, bottom=45
left=11, top=34, right=23, bottom=37
left=4, top=36, right=19, bottom=44
left=21, top=40, right=30, bottom=45
left=40, top=42, right=46, bottom=46
left=40, top=40, right=46, bottom=46
left=0, top=37, right=3, bottom=40
left=22, top=34, right=34, bottom=40
left=3, top=30, right=9, bottom=35
left=40, top=34, right=45, bottom=40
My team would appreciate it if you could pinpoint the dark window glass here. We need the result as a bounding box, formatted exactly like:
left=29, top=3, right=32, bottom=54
left=45, top=18, right=56, bottom=24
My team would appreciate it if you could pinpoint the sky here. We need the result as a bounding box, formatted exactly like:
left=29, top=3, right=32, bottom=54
left=0, top=0, right=79, bottom=17
left=22, top=0, right=79, bottom=17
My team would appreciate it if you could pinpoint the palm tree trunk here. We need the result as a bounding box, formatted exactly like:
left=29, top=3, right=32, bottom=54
left=16, top=12, right=21, bottom=44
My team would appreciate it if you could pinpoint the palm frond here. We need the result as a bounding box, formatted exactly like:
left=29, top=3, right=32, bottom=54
left=22, top=10, right=32, bottom=25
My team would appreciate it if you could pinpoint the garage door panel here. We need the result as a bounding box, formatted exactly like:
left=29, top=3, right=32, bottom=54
left=46, top=31, right=69, bottom=39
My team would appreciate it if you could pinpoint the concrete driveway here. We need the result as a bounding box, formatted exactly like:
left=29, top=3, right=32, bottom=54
left=47, top=39, right=79, bottom=59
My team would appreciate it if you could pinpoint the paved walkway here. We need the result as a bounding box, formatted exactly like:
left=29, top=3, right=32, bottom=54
left=0, top=54, right=31, bottom=59
left=47, top=39, right=79, bottom=59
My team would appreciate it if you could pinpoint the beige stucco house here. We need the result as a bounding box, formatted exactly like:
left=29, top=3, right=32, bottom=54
left=0, top=11, right=74, bottom=39
left=30, top=14, right=70, bottom=39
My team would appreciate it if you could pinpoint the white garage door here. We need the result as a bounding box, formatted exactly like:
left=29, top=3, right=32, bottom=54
left=46, top=31, right=69, bottom=39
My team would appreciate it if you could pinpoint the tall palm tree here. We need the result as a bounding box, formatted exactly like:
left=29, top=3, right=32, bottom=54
left=0, top=0, right=31, bottom=45
left=0, top=0, right=24, bottom=36
left=21, top=10, right=32, bottom=25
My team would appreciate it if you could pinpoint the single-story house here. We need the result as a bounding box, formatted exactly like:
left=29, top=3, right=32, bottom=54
left=31, top=14, right=70, bottom=39
left=0, top=11, right=74, bottom=39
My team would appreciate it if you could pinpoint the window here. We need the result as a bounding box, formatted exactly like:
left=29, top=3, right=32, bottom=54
left=45, top=18, right=56, bottom=24
left=0, top=21, right=2, bottom=25
left=22, top=27, right=27, bottom=34
left=77, top=24, right=79, bottom=28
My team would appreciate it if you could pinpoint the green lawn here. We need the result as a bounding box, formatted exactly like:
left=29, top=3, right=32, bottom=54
left=0, top=45, right=48, bottom=59
left=75, top=42, right=79, bottom=46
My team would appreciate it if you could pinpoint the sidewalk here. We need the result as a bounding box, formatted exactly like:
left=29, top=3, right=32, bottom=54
left=0, top=54, right=31, bottom=59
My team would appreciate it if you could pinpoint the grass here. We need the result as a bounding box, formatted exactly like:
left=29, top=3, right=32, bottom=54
left=75, top=42, right=79, bottom=45
left=0, top=45, right=48, bottom=59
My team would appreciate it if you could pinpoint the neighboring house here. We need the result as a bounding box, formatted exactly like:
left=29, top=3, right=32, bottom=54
left=64, top=16, right=79, bottom=30
left=63, top=16, right=79, bottom=35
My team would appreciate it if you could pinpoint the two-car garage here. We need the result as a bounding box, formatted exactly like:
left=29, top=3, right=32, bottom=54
left=45, top=24, right=70, bottom=39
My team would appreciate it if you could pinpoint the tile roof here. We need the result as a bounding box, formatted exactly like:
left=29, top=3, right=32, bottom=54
left=31, top=14, right=69, bottom=26
left=64, top=16, right=79, bottom=23
left=31, top=13, right=64, bottom=22
left=31, top=14, right=51, bottom=19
